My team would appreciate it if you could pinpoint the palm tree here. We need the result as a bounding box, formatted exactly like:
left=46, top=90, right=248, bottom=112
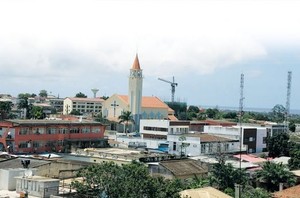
left=256, top=161, right=296, bottom=192
left=118, top=111, right=135, bottom=135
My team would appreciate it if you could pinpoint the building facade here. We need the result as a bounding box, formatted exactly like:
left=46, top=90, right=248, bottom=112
left=204, top=124, right=285, bottom=153
left=63, top=97, right=104, bottom=115
left=0, top=119, right=106, bottom=154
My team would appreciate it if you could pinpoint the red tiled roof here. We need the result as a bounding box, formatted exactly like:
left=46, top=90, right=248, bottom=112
left=273, top=185, right=300, bottom=198
left=117, top=95, right=169, bottom=109
left=233, top=154, right=267, bottom=163
left=168, top=115, right=178, bottom=121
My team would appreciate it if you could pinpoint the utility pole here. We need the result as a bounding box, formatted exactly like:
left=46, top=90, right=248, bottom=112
left=285, top=71, right=292, bottom=132
left=237, top=73, right=244, bottom=198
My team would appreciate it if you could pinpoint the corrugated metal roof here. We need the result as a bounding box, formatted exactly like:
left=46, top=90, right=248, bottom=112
left=160, top=159, right=207, bottom=178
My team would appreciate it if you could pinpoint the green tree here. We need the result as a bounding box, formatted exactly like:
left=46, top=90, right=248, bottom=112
left=0, top=101, right=13, bottom=120
left=206, top=108, right=220, bottom=119
left=289, top=120, right=296, bottom=132
left=39, top=89, right=48, bottom=98
left=17, top=93, right=31, bottom=109
left=267, top=132, right=290, bottom=158
left=241, top=186, right=271, bottom=198
left=71, top=161, right=185, bottom=198
left=118, top=111, right=135, bottom=135
left=70, top=110, right=82, bottom=115
left=30, top=106, right=44, bottom=119
left=209, top=159, right=248, bottom=191
left=222, top=111, right=237, bottom=119
left=75, top=92, right=87, bottom=98
left=256, top=161, right=296, bottom=192
left=188, top=175, right=209, bottom=189
left=288, top=144, right=300, bottom=170
left=271, top=104, right=286, bottom=123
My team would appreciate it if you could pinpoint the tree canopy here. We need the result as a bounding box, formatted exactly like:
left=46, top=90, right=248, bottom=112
left=39, top=89, right=48, bottom=98
left=267, top=132, right=290, bottom=158
left=209, top=157, right=248, bottom=191
left=75, top=92, right=88, bottom=98
left=71, top=161, right=187, bottom=198
left=256, top=161, right=296, bottom=192
left=118, top=111, right=135, bottom=134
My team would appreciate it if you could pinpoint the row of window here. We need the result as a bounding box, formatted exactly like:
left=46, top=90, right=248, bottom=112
left=200, top=143, right=230, bottom=153
left=19, top=140, right=66, bottom=148
left=19, top=127, right=101, bottom=135
left=73, top=105, right=102, bottom=108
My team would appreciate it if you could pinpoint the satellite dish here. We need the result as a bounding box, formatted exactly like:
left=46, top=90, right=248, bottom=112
left=24, top=169, right=33, bottom=177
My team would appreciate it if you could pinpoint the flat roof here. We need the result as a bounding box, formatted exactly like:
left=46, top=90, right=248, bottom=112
left=4, top=119, right=104, bottom=125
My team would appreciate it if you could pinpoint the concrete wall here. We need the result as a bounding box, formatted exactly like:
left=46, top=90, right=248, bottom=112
left=16, top=176, right=59, bottom=198
left=0, top=168, right=37, bottom=190
left=34, top=161, right=87, bottom=179
left=256, top=128, right=267, bottom=153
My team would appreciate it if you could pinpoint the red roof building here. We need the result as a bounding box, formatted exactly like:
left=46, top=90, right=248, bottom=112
left=0, top=119, right=107, bottom=154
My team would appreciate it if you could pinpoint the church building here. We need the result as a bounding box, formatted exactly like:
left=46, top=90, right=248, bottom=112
left=102, top=54, right=176, bottom=132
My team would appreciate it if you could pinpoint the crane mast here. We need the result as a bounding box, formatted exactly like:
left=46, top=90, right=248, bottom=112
left=158, top=76, right=178, bottom=102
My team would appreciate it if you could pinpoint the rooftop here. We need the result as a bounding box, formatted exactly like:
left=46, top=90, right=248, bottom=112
left=233, top=154, right=267, bottom=163
left=180, top=187, right=232, bottom=198
left=273, top=184, right=300, bottom=198
left=118, top=95, right=169, bottom=109
left=160, top=159, right=208, bottom=179
left=65, top=97, right=104, bottom=102
left=0, top=157, right=50, bottom=169
left=3, top=119, right=104, bottom=125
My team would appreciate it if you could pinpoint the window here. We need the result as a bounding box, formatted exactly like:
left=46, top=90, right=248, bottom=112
left=173, top=142, right=177, bottom=151
left=19, top=142, right=28, bottom=148
left=19, top=128, right=29, bottom=135
left=92, top=127, right=101, bottom=133
left=70, top=128, right=80, bottom=133
left=59, top=128, right=68, bottom=134
left=33, top=141, right=40, bottom=148
left=225, top=144, right=229, bottom=151
left=47, top=128, right=57, bottom=134
left=208, top=143, right=213, bottom=153
left=82, top=127, right=90, bottom=133
left=249, top=137, right=255, bottom=142
left=34, top=128, right=44, bottom=135
left=201, top=144, right=206, bottom=153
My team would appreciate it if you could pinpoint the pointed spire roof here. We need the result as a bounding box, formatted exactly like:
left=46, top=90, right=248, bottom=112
left=131, top=54, right=141, bottom=70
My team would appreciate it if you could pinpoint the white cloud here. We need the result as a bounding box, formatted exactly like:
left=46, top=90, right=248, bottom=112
left=0, top=0, right=299, bottom=93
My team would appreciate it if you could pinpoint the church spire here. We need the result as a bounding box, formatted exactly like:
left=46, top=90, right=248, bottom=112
left=131, top=54, right=141, bottom=70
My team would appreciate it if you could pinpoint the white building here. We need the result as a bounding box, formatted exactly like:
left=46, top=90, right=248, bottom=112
left=204, top=124, right=284, bottom=153
left=167, top=133, right=241, bottom=156
left=63, top=97, right=104, bottom=115
left=0, top=168, right=36, bottom=190
left=140, top=119, right=189, bottom=139
left=15, top=175, right=59, bottom=198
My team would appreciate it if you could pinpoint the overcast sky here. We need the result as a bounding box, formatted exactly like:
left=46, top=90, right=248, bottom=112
left=0, top=0, right=300, bottom=110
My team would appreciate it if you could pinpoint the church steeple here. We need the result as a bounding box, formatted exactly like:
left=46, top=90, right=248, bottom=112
left=128, top=54, right=143, bottom=131
left=131, top=54, right=141, bottom=70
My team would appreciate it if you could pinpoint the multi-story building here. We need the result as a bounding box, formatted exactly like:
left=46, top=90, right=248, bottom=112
left=130, top=119, right=240, bottom=156
left=0, top=119, right=107, bottom=154
left=204, top=124, right=285, bottom=153
left=140, top=119, right=190, bottom=139
left=63, top=97, right=104, bottom=115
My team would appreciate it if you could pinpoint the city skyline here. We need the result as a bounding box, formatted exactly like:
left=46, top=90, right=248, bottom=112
left=0, top=0, right=300, bottom=110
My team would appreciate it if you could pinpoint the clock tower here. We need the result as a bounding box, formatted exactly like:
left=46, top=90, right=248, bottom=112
left=128, top=54, right=143, bottom=130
